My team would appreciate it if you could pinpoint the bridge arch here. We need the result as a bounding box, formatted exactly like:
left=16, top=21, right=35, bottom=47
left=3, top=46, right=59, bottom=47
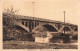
left=32, top=23, right=58, bottom=32
left=59, top=25, right=72, bottom=32
left=15, top=22, right=30, bottom=32
left=74, top=27, right=78, bottom=31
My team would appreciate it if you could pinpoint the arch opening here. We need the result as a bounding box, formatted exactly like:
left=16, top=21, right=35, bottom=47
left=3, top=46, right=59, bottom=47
left=63, top=27, right=71, bottom=31
left=16, top=25, right=28, bottom=32
left=74, top=27, right=78, bottom=31
left=35, top=24, right=58, bottom=32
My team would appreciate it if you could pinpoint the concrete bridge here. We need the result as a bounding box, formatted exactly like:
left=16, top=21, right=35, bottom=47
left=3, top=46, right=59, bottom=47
left=15, top=15, right=78, bottom=36
left=3, top=13, right=78, bottom=43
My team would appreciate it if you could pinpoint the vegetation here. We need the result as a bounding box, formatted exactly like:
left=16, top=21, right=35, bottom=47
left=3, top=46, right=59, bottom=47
left=3, top=6, right=34, bottom=41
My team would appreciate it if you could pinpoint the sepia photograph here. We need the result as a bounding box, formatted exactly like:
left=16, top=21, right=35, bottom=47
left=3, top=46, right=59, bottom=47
left=2, top=0, right=78, bottom=49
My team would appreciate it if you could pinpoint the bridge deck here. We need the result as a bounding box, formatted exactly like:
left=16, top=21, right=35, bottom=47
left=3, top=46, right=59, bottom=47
left=3, top=13, right=77, bottom=26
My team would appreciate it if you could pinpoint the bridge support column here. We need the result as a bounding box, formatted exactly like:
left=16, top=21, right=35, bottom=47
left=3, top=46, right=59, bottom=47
left=28, top=22, right=32, bottom=32
left=27, top=21, right=29, bottom=28
left=31, top=22, right=32, bottom=32
left=33, top=21, right=36, bottom=29
left=36, top=22, right=39, bottom=26
left=22, top=21, right=24, bottom=25
left=35, top=22, right=37, bottom=27
left=24, top=21, right=26, bottom=26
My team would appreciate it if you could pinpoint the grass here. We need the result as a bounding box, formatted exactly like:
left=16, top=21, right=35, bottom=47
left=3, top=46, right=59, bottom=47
left=3, top=41, right=78, bottom=49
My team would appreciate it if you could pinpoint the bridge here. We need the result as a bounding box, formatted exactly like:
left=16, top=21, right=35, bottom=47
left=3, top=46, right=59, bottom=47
left=3, top=13, right=78, bottom=43
left=15, top=15, right=77, bottom=34
left=3, top=13, right=78, bottom=35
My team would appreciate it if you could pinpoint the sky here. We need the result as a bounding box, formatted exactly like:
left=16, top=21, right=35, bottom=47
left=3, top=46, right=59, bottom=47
left=2, top=0, right=79, bottom=25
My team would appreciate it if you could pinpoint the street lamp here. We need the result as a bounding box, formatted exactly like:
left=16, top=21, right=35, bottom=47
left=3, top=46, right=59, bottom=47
left=63, top=11, right=66, bottom=34
left=32, top=2, right=35, bottom=17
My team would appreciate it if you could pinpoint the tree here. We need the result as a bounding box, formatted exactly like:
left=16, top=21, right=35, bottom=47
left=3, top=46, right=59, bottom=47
left=3, top=6, right=20, bottom=41
left=3, top=5, right=20, bottom=27
left=3, top=5, right=19, bottom=15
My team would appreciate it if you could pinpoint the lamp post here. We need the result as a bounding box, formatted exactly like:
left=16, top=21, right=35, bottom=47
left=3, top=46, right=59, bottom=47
left=63, top=11, right=66, bottom=34
left=32, top=2, right=35, bottom=17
